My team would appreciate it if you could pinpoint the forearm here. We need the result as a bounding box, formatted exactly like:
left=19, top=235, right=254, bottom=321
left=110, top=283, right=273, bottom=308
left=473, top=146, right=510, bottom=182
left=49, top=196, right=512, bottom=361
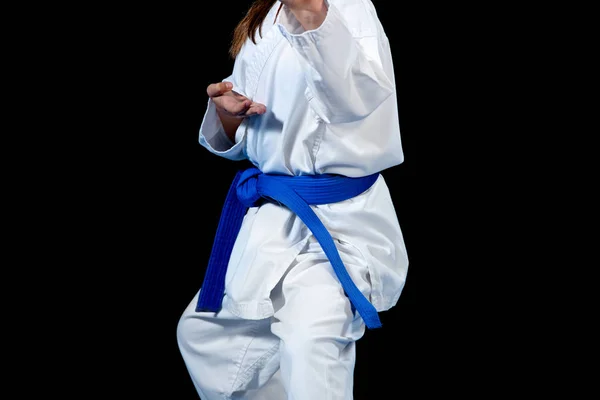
left=217, top=109, right=244, bottom=142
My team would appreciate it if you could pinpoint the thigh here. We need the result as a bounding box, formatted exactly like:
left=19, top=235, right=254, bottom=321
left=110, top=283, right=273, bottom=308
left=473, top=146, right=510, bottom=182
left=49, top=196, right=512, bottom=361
left=270, top=250, right=367, bottom=399
left=239, top=369, right=286, bottom=400
left=177, top=291, right=282, bottom=399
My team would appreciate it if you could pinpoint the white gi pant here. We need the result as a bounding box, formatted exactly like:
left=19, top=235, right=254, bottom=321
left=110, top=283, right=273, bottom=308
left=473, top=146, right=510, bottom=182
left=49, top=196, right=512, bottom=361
left=177, top=249, right=368, bottom=400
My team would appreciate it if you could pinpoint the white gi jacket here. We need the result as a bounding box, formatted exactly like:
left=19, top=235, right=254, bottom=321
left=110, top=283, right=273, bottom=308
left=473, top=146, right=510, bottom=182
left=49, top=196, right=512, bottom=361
left=198, top=0, right=409, bottom=320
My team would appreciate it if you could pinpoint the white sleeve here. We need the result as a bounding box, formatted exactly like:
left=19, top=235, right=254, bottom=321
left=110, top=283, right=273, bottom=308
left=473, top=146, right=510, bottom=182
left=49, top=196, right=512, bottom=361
left=198, top=76, right=248, bottom=161
left=276, top=0, right=394, bottom=124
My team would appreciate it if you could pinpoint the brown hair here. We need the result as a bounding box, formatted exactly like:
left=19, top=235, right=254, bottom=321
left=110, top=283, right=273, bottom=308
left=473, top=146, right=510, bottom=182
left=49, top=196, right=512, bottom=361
left=229, top=0, right=283, bottom=59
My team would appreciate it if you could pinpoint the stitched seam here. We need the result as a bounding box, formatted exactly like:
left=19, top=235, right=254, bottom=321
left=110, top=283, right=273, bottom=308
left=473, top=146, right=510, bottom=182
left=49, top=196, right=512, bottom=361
left=226, top=320, right=261, bottom=396
left=233, top=341, right=280, bottom=391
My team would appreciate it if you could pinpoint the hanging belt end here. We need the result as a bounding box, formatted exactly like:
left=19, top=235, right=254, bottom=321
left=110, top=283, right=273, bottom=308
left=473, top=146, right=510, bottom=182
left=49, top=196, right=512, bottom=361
left=363, top=312, right=383, bottom=329
left=195, top=290, right=224, bottom=313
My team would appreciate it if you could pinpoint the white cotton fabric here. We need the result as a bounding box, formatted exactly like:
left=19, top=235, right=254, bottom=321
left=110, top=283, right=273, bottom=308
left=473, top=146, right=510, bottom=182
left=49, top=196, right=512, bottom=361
left=177, top=252, right=367, bottom=399
left=198, top=0, right=409, bottom=320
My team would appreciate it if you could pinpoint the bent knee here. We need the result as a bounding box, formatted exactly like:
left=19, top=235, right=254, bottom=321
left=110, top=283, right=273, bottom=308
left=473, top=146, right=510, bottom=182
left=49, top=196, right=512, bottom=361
left=176, top=313, right=190, bottom=349
left=176, top=310, right=206, bottom=354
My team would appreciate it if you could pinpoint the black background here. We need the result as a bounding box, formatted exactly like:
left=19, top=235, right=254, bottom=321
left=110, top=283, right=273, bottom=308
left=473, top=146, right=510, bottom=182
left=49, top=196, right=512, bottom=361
left=41, top=1, right=417, bottom=398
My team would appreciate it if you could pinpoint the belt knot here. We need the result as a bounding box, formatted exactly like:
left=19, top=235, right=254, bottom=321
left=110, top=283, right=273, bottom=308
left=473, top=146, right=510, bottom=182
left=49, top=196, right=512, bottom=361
left=236, top=167, right=262, bottom=207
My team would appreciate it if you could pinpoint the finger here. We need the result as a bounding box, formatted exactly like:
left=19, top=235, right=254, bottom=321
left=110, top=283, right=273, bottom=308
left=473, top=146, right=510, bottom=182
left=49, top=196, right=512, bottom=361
left=246, top=103, right=267, bottom=115
left=228, top=99, right=252, bottom=116
left=207, top=81, right=234, bottom=97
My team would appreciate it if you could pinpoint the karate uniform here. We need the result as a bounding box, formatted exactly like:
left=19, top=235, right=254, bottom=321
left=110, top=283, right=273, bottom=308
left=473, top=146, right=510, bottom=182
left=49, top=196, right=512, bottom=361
left=177, top=1, right=409, bottom=398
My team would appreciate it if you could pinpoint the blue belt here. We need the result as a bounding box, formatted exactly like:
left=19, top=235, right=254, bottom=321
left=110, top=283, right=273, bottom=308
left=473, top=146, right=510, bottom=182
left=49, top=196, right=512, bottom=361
left=195, top=167, right=382, bottom=329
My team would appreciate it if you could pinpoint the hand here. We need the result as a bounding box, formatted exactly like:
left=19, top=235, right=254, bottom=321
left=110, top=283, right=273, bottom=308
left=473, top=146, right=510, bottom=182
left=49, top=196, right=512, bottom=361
left=207, top=81, right=266, bottom=118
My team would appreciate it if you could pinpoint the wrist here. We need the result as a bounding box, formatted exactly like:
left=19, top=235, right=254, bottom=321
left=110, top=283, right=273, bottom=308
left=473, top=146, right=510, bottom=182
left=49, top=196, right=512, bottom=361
left=216, top=108, right=243, bottom=141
